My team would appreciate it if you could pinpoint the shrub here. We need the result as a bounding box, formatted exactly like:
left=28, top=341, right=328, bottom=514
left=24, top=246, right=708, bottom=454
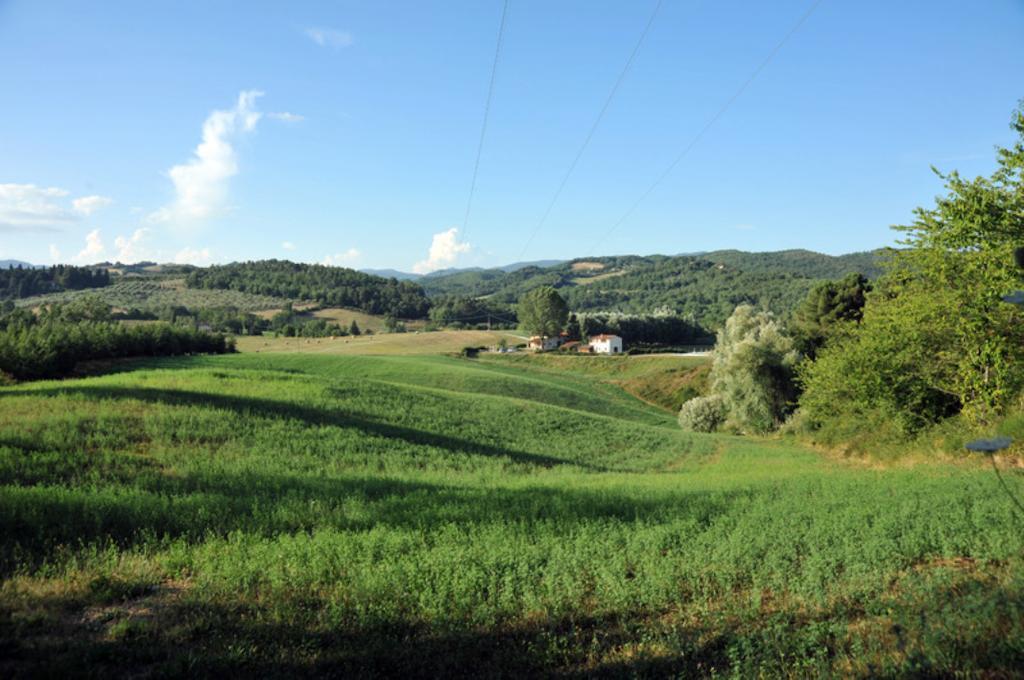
left=678, top=394, right=726, bottom=432
left=709, top=305, right=800, bottom=433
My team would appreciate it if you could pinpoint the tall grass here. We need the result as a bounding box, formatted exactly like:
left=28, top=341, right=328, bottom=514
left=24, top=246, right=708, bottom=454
left=1, top=353, right=1022, bottom=676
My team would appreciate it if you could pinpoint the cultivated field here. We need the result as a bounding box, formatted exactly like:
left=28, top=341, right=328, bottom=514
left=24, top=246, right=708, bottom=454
left=16, top=277, right=291, bottom=313
left=308, top=307, right=427, bottom=333
left=235, top=329, right=524, bottom=356
left=1, top=351, right=1022, bottom=676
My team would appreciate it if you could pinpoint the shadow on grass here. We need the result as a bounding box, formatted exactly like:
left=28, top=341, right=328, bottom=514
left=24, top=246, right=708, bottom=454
left=6, top=582, right=1024, bottom=679
left=0, top=598, right=716, bottom=679
left=1, top=464, right=742, bottom=574
left=4, top=384, right=581, bottom=471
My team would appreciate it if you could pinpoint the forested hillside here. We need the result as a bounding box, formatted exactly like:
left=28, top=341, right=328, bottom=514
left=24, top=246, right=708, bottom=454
left=422, top=249, right=886, bottom=327
left=185, top=260, right=431, bottom=318
left=1, top=264, right=110, bottom=301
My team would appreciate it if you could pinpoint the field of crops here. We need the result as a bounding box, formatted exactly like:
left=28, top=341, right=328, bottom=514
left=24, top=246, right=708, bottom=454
left=2, top=353, right=1023, bottom=676
left=235, top=329, right=524, bottom=356
left=16, top=277, right=291, bottom=312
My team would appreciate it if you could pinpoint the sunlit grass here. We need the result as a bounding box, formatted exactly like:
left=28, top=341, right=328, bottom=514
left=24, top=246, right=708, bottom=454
left=1, top=353, right=1022, bottom=676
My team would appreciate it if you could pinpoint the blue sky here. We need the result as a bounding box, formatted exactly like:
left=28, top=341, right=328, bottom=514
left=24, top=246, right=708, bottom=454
left=1, top=1, right=1023, bottom=272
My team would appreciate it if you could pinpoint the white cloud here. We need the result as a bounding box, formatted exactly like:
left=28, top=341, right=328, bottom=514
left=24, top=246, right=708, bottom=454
left=269, top=112, right=304, bottom=123
left=150, top=90, right=265, bottom=227
left=282, top=241, right=296, bottom=251
left=306, top=27, right=353, bottom=49
left=72, top=195, right=113, bottom=216
left=0, top=184, right=74, bottom=232
left=412, top=228, right=470, bottom=274
left=174, top=246, right=214, bottom=266
left=74, top=229, right=106, bottom=263
left=49, top=244, right=62, bottom=263
left=322, top=248, right=361, bottom=267
left=0, top=185, right=116, bottom=232
left=114, top=228, right=152, bottom=263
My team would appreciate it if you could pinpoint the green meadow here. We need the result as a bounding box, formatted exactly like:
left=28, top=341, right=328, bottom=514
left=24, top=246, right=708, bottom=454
left=2, top=352, right=1023, bottom=676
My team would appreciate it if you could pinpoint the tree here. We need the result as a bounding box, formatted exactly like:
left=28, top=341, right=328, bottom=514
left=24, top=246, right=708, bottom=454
left=517, top=286, right=569, bottom=338
left=704, top=305, right=800, bottom=433
left=565, top=313, right=581, bottom=341
left=349, top=320, right=361, bottom=336
left=799, top=102, right=1024, bottom=432
left=791, top=272, right=871, bottom=357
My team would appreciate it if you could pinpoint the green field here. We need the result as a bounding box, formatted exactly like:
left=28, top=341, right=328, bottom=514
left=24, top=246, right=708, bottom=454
left=2, top=352, right=1023, bottom=676
left=235, top=329, right=524, bottom=356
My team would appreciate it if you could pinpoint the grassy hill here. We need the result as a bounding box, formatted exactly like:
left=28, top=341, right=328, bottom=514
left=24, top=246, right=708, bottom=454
left=2, top=351, right=1022, bottom=676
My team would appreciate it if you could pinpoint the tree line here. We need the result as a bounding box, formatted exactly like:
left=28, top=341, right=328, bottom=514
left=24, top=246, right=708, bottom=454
left=0, top=298, right=233, bottom=381
left=1, top=265, right=110, bottom=300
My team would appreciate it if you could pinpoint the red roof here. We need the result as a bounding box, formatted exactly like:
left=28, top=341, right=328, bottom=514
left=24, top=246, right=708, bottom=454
left=590, top=334, right=621, bottom=341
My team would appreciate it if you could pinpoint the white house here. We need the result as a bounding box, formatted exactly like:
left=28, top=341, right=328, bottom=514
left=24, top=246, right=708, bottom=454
left=589, top=334, right=623, bottom=354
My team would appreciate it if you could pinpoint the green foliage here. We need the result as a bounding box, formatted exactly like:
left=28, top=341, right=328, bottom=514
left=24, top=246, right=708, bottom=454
left=705, top=305, right=800, bottom=433
left=1, top=264, right=109, bottom=301
left=427, top=295, right=516, bottom=329
left=186, top=260, right=431, bottom=318
left=348, top=320, right=361, bottom=336
left=676, top=394, right=725, bottom=432
left=580, top=312, right=712, bottom=346
left=0, top=353, right=1021, bottom=676
left=791, top=272, right=871, bottom=356
left=516, top=286, right=568, bottom=338
left=422, top=250, right=883, bottom=328
left=800, top=103, right=1024, bottom=435
left=269, top=305, right=347, bottom=338
left=565, top=313, right=580, bottom=341
left=0, top=302, right=232, bottom=380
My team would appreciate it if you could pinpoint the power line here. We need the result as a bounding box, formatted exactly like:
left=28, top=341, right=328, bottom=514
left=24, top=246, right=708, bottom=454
left=518, top=0, right=665, bottom=259
left=587, top=0, right=825, bottom=256
left=460, top=0, right=510, bottom=242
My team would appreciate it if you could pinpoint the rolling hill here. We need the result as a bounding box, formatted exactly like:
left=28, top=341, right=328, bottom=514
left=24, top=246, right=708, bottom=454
left=1, top=350, right=1021, bottom=676
left=422, top=249, right=888, bottom=327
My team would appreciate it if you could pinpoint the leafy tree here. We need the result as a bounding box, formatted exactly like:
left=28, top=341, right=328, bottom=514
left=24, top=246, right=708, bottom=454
left=800, top=103, right=1024, bottom=432
left=517, top=286, right=568, bottom=338
left=349, top=320, right=361, bottom=336
left=565, top=313, right=581, bottom=341
left=705, top=305, right=800, bottom=433
left=791, top=273, right=871, bottom=357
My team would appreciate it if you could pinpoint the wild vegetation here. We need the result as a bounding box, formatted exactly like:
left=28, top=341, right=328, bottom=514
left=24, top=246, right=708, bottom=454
left=796, top=104, right=1024, bottom=449
left=0, top=299, right=232, bottom=380
left=677, top=103, right=1024, bottom=456
left=1, top=352, right=1021, bottom=676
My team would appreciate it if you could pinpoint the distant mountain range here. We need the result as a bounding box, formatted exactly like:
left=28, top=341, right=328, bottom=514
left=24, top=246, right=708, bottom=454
left=0, top=259, right=42, bottom=269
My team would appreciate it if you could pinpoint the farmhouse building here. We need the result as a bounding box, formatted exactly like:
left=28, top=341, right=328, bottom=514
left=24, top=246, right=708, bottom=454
left=528, top=335, right=563, bottom=351
left=589, top=334, right=623, bottom=354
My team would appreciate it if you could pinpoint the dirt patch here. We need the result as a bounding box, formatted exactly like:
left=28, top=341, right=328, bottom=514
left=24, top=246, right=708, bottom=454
left=570, top=261, right=606, bottom=272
